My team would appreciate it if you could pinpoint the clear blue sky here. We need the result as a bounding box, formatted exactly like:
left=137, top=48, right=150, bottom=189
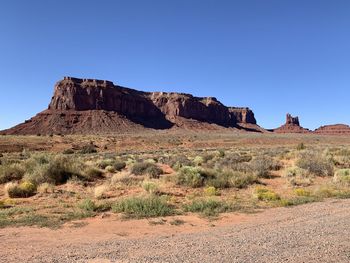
left=1, top=0, right=349, bottom=130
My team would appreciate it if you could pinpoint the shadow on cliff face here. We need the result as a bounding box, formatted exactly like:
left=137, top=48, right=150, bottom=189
left=127, top=115, right=174, bottom=130
left=236, top=124, right=262, bottom=133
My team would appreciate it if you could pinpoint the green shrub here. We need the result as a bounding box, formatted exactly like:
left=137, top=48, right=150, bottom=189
left=24, top=155, right=81, bottom=185
left=177, top=167, right=257, bottom=189
left=80, top=144, right=97, bottom=154
left=217, top=149, right=225, bottom=158
left=97, top=159, right=126, bottom=171
left=131, top=162, right=163, bottom=178
left=176, top=166, right=204, bottom=188
left=37, top=183, right=55, bottom=194
left=293, top=188, right=311, bottom=197
left=78, top=199, right=97, bottom=212
left=0, top=164, right=25, bottom=184
left=249, top=156, right=281, bottom=178
left=204, top=186, right=219, bottom=196
left=230, top=172, right=258, bottom=188
left=145, top=165, right=163, bottom=178
left=332, top=155, right=350, bottom=168
left=205, top=169, right=256, bottom=189
left=105, top=165, right=115, bottom=173
left=62, top=149, right=74, bottom=155
left=296, top=143, right=306, bottom=150
left=142, top=181, right=159, bottom=194
left=284, top=167, right=313, bottom=186
left=97, top=159, right=115, bottom=169
left=6, top=181, right=37, bottom=198
left=78, top=199, right=111, bottom=212
left=83, top=167, right=104, bottom=181
left=206, top=170, right=231, bottom=189
left=215, top=153, right=252, bottom=170
left=254, top=187, right=280, bottom=201
left=113, top=160, right=126, bottom=171
left=279, top=196, right=318, bottom=207
left=193, top=156, right=205, bottom=166
left=167, top=155, right=193, bottom=170
left=112, top=195, right=174, bottom=218
left=334, top=169, right=350, bottom=186
left=183, top=198, right=230, bottom=217
left=314, top=186, right=337, bottom=198
left=296, top=152, right=333, bottom=177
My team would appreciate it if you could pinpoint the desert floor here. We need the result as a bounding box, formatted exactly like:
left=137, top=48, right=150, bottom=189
left=1, top=132, right=350, bottom=262
left=0, top=199, right=349, bottom=263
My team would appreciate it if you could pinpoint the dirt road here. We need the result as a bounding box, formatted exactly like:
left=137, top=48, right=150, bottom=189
left=1, top=199, right=350, bottom=263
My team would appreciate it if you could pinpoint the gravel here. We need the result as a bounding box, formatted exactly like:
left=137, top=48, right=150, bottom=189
left=2, top=199, right=350, bottom=263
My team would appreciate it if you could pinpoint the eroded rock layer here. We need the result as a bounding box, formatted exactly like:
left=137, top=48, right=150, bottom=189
left=314, top=124, right=350, bottom=135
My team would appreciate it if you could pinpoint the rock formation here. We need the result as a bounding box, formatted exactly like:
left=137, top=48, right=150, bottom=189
left=228, top=107, right=257, bottom=124
left=273, top=114, right=310, bottom=133
left=1, top=77, right=260, bottom=135
left=314, top=124, right=350, bottom=135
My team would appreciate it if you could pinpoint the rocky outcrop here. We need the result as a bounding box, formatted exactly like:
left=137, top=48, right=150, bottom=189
left=149, top=93, right=232, bottom=127
left=48, top=77, right=170, bottom=128
left=1, top=77, right=260, bottom=135
left=273, top=114, right=310, bottom=133
left=314, top=124, right=350, bottom=135
left=285, top=114, right=300, bottom=126
left=228, top=107, right=257, bottom=124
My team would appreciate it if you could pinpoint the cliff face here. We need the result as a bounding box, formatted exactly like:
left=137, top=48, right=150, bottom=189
left=149, top=93, right=232, bottom=127
left=228, top=107, right=257, bottom=124
left=1, top=77, right=259, bottom=135
left=273, top=114, right=310, bottom=133
left=49, top=77, right=163, bottom=119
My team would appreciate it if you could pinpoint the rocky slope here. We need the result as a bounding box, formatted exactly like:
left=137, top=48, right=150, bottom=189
left=314, top=124, right=350, bottom=135
left=273, top=114, right=311, bottom=133
left=1, top=77, right=260, bottom=135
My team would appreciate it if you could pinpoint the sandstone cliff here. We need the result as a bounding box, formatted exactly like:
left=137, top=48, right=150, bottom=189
left=228, top=107, right=256, bottom=124
left=1, top=77, right=260, bottom=135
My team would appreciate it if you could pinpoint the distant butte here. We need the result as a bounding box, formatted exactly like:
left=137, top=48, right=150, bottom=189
left=314, top=124, right=350, bottom=135
left=1, top=77, right=349, bottom=136
left=273, top=114, right=311, bottom=133
left=0, top=77, right=261, bottom=135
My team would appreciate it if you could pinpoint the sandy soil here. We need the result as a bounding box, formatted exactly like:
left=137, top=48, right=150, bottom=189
left=1, top=199, right=350, bottom=262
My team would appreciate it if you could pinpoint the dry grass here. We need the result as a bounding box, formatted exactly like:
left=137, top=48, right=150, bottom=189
left=1, top=132, right=350, bottom=227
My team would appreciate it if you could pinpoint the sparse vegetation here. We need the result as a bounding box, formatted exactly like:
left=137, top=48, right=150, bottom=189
left=176, top=166, right=204, bottom=188
left=80, top=144, right=97, bottom=154
left=83, top=167, right=104, bottom=181
left=1, top=133, right=350, bottom=228
left=0, top=164, right=25, bottom=184
left=142, top=181, right=159, bottom=194
left=131, top=162, right=163, bottom=178
left=112, top=195, right=174, bottom=218
left=5, top=181, right=36, bottom=198
left=23, top=155, right=82, bottom=185
left=184, top=198, right=231, bottom=217
left=284, top=167, right=313, bottom=186
left=249, top=156, right=281, bottom=178
left=254, top=187, right=280, bottom=201
left=334, top=169, right=350, bottom=186
left=296, top=152, right=334, bottom=177
left=297, top=142, right=305, bottom=150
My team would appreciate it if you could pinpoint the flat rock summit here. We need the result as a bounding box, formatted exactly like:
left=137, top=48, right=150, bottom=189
left=1, top=77, right=349, bottom=135
left=1, top=77, right=259, bottom=135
